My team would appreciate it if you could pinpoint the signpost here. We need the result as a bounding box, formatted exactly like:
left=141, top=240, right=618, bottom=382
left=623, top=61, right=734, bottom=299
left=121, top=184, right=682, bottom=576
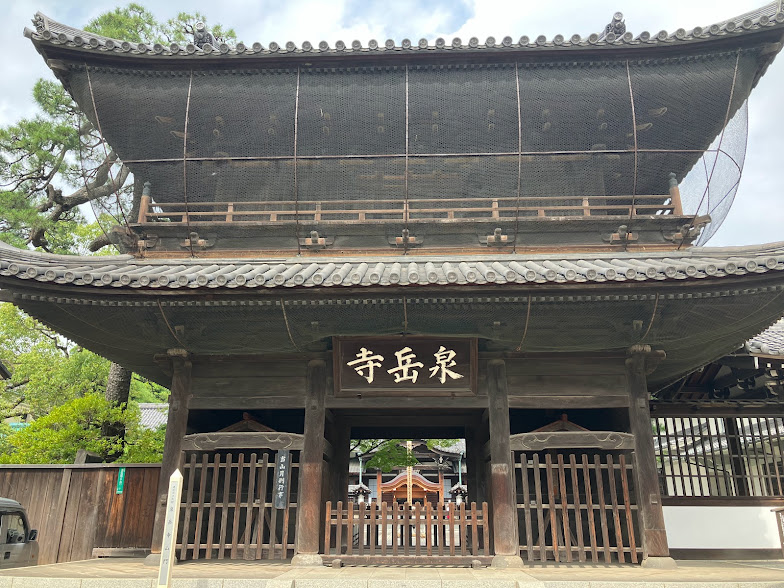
left=116, top=466, right=126, bottom=495
left=157, top=469, right=183, bottom=588
left=273, top=449, right=291, bottom=510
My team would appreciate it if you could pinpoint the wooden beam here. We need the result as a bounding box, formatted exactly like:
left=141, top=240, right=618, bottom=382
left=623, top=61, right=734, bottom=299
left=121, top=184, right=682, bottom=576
left=486, top=360, right=523, bottom=566
left=292, top=360, right=327, bottom=566
left=508, top=431, right=635, bottom=451
left=151, top=350, right=191, bottom=554
left=627, top=348, right=672, bottom=564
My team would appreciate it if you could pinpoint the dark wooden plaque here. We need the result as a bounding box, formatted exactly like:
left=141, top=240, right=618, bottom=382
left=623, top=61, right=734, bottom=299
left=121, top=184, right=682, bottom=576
left=273, top=449, right=291, bottom=510
left=335, top=337, right=476, bottom=397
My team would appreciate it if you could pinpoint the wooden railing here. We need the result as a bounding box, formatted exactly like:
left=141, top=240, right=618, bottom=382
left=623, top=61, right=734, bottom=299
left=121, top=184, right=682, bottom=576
left=137, top=195, right=679, bottom=225
left=323, top=500, right=490, bottom=563
left=515, top=451, right=642, bottom=564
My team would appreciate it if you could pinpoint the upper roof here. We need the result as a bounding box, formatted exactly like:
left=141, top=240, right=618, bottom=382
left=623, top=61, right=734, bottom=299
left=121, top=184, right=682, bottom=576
left=25, top=3, right=784, bottom=64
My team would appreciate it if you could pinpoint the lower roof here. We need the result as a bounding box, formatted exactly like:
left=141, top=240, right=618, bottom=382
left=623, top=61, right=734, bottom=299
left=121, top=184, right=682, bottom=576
left=1, top=241, right=784, bottom=391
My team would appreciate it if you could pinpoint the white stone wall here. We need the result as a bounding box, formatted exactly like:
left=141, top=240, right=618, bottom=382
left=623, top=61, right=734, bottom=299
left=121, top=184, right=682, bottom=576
left=663, top=506, right=781, bottom=549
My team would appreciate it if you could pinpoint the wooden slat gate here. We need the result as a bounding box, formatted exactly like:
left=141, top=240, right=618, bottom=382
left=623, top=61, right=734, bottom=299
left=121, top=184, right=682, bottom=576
left=510, top=432, right=642, bottom=564
left=176, top=432, right=304, bottom=561
left=323, top=501, right=491, bottom=565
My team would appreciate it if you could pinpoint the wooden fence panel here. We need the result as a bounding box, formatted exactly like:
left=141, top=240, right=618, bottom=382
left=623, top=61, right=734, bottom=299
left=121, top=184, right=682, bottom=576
left=176, top=449, right=299, bottom=561
left=0, top=464, right=160, bottom=564
left=515, top=451, right=642, bottom=564
left=324, top=500, right=490, bottom=564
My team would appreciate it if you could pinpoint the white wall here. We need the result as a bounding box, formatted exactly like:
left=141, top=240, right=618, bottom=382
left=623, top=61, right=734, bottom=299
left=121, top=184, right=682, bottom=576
left=663, top=506, right=781, bottom=549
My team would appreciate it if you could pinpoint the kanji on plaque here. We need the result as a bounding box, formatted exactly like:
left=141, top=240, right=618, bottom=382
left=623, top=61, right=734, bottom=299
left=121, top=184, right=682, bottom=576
left=337, top=338, right=475, bottom=396
left=429, top=346, right=465, bottom=384
left=346, top=347, right=384, bottom=384
left=387, top=347, right=425, bottom=383
left=273, top=449, right=291, bottom=510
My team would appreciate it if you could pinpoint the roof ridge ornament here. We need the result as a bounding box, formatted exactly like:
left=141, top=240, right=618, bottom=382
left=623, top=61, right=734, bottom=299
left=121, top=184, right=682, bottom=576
left=599, top=12, right=626, bottom=41
left=186, top=21, right=214, bottom=49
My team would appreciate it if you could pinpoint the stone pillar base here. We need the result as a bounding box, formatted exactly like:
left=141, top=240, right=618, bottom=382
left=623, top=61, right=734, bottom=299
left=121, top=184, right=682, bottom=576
left=292, top=553, right=324, bottom=567
left=490, top=554, right=525, bottom=568
left=641, top=556, right=677, bottom=569
left=143, top=553, right=160, bottom=567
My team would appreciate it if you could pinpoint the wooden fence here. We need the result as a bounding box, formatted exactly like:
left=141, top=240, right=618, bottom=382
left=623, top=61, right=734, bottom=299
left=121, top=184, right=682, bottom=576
left=0, top=464, right=160, bottom=564
left=514, top=452, right=642, bottom=564
left=177, top=449, right=299, bottom=561
left=323, top=501, right=490, bottom=564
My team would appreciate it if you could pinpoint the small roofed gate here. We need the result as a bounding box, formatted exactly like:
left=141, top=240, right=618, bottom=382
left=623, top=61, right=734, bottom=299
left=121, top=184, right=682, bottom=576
left=174, top=432, right=308, bottom=560
left=511, top=432, right=643, bottom=563
left=323, top=501, right=491, bottom=565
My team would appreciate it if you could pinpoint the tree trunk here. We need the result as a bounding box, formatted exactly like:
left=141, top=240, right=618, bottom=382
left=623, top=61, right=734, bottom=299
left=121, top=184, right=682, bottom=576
left=102, top=361, right=132, bottom=460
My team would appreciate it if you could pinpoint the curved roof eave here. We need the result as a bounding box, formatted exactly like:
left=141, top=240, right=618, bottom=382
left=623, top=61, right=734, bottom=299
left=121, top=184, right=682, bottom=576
left=2, top=240, right=784, bottom=291
left=25, top=4, right=784, bottom=70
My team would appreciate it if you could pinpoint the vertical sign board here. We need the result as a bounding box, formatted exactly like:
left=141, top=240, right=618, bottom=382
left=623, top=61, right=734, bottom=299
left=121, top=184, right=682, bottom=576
left=274, top=449, right=290, bottom=510
left=157, top=469, right=183, bottom=588
left=116, top=467, right=126, bottom=495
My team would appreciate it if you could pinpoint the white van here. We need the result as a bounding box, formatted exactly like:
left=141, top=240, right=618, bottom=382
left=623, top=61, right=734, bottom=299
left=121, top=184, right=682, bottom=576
left=0, top=498, right=38, bottom=568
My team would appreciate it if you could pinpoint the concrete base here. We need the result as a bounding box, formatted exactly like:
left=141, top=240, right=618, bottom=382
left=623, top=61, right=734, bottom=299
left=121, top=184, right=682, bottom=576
left=143, top=553, right=160, bottom=567
left=291, top=553, right=324, bottom=567
left=641, top=555, right=678, bottom=569
left=490, top=554, right=525, bottom=568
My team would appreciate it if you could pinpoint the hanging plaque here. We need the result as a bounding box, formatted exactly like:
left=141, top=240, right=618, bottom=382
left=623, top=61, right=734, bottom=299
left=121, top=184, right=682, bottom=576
left=273, top=449, right=290, bottom=510
left=335, top=337, right=476, bottom=397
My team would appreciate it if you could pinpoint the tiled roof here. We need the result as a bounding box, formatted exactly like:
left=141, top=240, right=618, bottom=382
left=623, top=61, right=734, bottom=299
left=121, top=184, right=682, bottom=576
left=2, top=241, right=784, bottom=291
left=25, top=3, right=784, bottom=61
left=747, top=319, right=784, bottom=356
left=138, top=403, right=168, bottom=430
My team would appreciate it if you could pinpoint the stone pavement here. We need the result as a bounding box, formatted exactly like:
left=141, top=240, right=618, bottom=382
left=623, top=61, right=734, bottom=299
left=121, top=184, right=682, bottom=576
left=0, top=558, right=782, bottom=587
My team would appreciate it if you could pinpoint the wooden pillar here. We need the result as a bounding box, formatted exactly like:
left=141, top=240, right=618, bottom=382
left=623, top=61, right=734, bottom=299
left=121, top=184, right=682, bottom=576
left=626, top=347, right=676, bottom=568
left=328, top=416, right=350, bottom=505
left=486, top=359, right=523, bottom=567
left=724, top=418, right=751, bottom=497
left=292, top=359, right=327, bottom=566
left=465, top=419, right=489, bottom=505
left=150, top=350, right=191, bottom=556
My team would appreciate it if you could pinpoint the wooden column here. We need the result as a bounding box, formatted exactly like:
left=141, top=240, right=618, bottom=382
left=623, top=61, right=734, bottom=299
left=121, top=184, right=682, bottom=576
left=292, top=359, right=327, bottom=566
left=327, top=416, right=351, bottom=505
left=626, top=347, right=676, bottom=568
left=724, top=418, right=751, bottom=497
left=486, top=359, right=523, bottom=567
left=466, top=418, right=489, bottom=505
left=150, top=350, right=191, bottom=555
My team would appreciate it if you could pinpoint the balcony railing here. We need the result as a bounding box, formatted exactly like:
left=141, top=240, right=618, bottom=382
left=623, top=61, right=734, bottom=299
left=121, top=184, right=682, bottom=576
left=137, top=194, right=681, bottom=225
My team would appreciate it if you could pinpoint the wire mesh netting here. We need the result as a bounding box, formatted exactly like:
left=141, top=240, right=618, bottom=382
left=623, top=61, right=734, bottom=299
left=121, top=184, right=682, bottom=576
left=65, top=46, right=760, bottom=249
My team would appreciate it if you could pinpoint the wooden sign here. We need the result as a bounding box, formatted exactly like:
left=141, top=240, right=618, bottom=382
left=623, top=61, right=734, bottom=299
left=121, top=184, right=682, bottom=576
left=335, top=337, right=476, bottom=396
left=157, top=469, right=183, bottom=588
left=273, top=449, right=291, bottom=510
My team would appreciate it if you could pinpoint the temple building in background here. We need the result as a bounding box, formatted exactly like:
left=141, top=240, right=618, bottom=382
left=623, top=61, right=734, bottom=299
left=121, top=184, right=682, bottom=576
left=1, top=2, right=784, bottom=567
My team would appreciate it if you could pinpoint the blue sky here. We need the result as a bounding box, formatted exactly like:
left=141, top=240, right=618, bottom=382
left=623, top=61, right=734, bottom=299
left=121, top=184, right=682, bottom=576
left=1, top=0, right=782, bottom=247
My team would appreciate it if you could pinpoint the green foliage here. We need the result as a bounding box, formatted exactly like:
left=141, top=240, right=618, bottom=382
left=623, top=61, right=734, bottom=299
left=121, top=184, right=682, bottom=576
left=0, top=394, right=164, bottom=464
left=0, top=304, right=168, bottom=420
left=353, top=439, right=460, bottom=472
left=85, top=4, right=237, bottom=45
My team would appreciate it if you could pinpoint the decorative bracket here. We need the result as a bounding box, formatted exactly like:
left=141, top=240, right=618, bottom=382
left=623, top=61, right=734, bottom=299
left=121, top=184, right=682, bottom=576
left=389, top=229, right=421, bottom=248
left=137, top=233, right=159, bottom=250
left=180, top=231, right=215, bottom=249
left=480, top=227, right=515, bottom=247
left=664, top=215, right=711, bottom=243
left=299, top=230, right=333, bottom=250
left=604, top=224, right=638, bottom=244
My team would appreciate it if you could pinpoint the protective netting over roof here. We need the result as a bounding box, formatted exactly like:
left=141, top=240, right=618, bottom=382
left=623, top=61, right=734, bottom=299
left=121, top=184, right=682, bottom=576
left=60, top=44, right=759, bottom=245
